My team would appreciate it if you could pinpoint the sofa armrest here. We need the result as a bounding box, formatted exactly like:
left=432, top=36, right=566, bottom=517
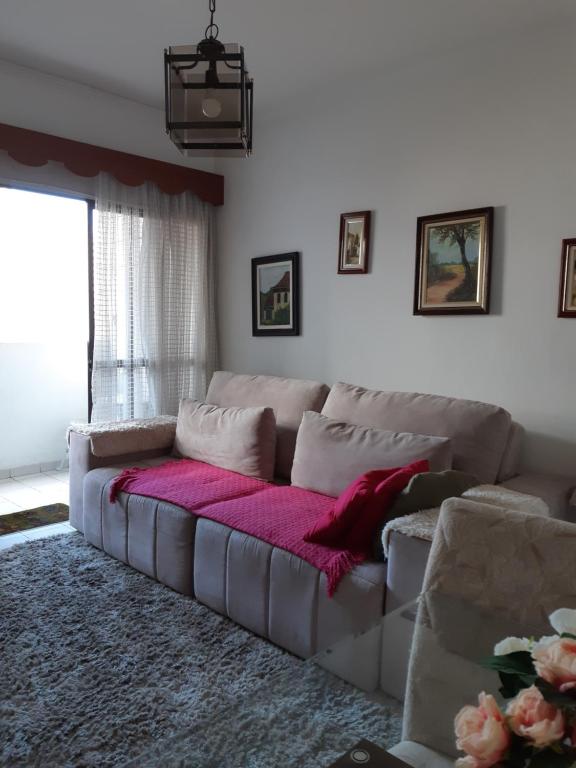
left=499, top=472, right=576, bottom=520
left=68, top=417, right=177, bottom=532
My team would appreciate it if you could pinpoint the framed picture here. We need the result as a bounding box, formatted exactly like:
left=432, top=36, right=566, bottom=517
left=338, top=211, right=371, bottom=274
left=252, top=252, right=300, bottom=336
left=414, top=207, right=493, bottom=315
left=558, top=239, right=576, bottom=318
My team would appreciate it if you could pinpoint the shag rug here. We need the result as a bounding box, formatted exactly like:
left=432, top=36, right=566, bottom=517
left=0, top=533, right=402, bottom=768
left=0, top=502, right=69, bottom=535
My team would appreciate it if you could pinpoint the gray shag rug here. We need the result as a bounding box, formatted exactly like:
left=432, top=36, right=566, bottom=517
left=0, top=533, right=402, bottom=767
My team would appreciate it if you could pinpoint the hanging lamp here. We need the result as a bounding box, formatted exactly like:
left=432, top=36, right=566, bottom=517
left=164, top=0, right=253, bottom=157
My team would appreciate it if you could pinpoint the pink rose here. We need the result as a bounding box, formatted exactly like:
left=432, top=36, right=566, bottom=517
left=454, top=692, right=510, bottom=768
left=533, top=637, right=576, bottom=692
left=506, top=685, right=565, bottom=747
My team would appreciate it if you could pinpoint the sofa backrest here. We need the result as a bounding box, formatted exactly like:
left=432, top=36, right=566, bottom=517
left=321, top=382, right=512, bottom=484
left=206, top=371, right=330, bottom=479
left=497, top=421, right=523, bottom=482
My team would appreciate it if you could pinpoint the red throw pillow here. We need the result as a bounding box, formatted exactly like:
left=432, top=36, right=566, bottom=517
left=304, top=459, right=429, bottom=553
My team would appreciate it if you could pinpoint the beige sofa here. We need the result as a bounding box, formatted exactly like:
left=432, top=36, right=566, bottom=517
left=68, top=371, right=576, bottom=657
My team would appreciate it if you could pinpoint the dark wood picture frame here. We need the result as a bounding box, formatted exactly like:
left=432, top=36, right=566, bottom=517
left=251, top=252, right=300, bottom=336
left=414, top=206, right=493, bottom=315
left=338, top=211, right=371, bottom=274
left=558, top=238, right=576, bottom=318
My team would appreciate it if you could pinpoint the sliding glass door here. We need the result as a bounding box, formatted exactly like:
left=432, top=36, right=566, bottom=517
left=0, top=186, right=89, bottom=474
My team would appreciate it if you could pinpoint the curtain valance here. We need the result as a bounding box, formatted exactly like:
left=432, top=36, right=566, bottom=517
left=0, top=122, right=223, bottom=206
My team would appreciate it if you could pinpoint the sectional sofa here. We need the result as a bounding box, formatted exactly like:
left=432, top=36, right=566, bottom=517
left=68, top=371, right=575, bottom=657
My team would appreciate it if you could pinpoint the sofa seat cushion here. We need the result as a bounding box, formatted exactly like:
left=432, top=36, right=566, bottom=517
left=82, top=463, right=387, bottom=658
left=103, top=459, right=380, bottom=596
left=388, top=741, right=453, bottom=768
left=83, top=463, right=197, bottom=596
left=322, top=382, right=512, bottom=484
left=193, top=518, right=387, bottom=657
left=206, top=370, right=329, bottom=479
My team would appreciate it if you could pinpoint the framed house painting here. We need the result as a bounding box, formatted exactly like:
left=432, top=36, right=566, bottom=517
left=414, top=207, right=493, bottom=315
left=558, top=238, right=576, bottom=318
left=252, top=252, right=300, bottom=336
left=338, top=211, right=371, bottom=274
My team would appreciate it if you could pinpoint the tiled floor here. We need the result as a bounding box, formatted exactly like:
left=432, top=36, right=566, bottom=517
left=0, top=469, right=74, bottom=551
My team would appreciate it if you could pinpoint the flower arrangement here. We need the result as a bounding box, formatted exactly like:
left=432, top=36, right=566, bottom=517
left=454, top=609, right=576, bottom=767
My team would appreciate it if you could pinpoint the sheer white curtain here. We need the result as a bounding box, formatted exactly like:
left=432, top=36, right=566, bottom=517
left=91, top=174, right=218, bottom=422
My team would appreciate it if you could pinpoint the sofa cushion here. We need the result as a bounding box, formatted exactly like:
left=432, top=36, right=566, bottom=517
left=173, top=399, right=276, bottom=481
left=388, top=470, right=478, bottom=520
left=68, top=415, right=177, bottom=458
left=373, top=469, right=478, bottom=560
left=206, top=370, right=329, bottom=479
left=304, top=460, right=429, bottom=551
left=291, top=411, right=452, bottom=497
left=322, top=382, right=512, bottom=484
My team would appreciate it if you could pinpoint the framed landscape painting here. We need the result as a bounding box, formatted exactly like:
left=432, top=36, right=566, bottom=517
left=338, top=211, right=371, bottom=274
left=414, top=207, right=493, bottom=315
left=252, top=252, right=300, bottom=336
left=558, top=238, right=576, bottom=318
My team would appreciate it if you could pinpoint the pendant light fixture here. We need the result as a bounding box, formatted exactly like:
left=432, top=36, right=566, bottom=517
left=164, top=0, right=253, bottom=157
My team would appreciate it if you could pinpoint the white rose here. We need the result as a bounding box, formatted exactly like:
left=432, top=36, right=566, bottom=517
left=533, top=635, right=561, bottom=653
left=549, top=608, right=576, bottom=637
left=494, top=636, right=531, bottom=655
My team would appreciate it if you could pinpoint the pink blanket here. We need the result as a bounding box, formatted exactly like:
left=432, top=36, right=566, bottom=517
left=109, top=460, right=364, bottom=596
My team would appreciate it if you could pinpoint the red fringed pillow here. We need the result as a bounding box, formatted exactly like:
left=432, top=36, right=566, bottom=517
left=304, top=459, right=429, bottom=553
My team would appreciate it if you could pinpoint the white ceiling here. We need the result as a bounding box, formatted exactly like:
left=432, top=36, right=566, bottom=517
left=0, top=0, right=574, bottom=111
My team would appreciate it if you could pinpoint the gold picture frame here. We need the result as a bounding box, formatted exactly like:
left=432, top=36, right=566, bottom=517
left=414, top=207, right=493, bottom=315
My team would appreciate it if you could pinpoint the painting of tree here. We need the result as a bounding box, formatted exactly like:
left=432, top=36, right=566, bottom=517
left=430, top=221, right=480, bottom=302
left=414, top=207, right=493, bottom=315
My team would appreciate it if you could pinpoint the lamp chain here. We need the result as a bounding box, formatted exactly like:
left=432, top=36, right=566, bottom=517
left=205, top=0, right=219, bottom=40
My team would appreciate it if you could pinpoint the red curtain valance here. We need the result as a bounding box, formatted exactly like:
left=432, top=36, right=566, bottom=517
left=0, top=122, right=224, bottom=206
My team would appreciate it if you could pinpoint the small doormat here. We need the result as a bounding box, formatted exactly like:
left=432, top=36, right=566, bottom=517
left=0, top=503, right=69, bottom=535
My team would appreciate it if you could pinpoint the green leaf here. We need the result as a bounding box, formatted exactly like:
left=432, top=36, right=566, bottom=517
left=499, top=671, right=535, bottom=699
left=561, top=632, right=576, bottom=640
left=535, top=679, right=576, bottom=710
left=481, top=651, right=537, bottom=678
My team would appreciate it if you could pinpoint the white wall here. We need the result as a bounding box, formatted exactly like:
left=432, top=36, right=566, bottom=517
left=0, top=343, right=87, bottom=472
left=216, top=22, right=576, bottom=476
left=0, top=58, right=215, bottom=172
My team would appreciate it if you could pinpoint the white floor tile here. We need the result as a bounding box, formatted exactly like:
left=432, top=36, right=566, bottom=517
left=0, top=499, right=23, bottom=515
left=14, top=473, right=67, bottom=492
left=0, top=531, right=28, bottom=550
left=0, top=480, right=27, bottom=496
left=13, top=477, right=68, bottom=506
left=0, top=482, right=45, bottom=508
left=21, top=523, right=73, bottom=540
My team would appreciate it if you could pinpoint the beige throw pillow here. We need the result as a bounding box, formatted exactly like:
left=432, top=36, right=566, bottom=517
left=174, top=399, right=276, bottom=481
left=291, top=411, right=453, bottom=497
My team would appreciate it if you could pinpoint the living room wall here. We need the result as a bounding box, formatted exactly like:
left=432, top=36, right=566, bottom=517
left=216, top=21, right=576, bottom=476
left=0, top=58, right=214, bottom=171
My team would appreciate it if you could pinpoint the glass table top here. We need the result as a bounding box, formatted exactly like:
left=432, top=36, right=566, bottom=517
left=128, top=593, right=555, bottom=767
